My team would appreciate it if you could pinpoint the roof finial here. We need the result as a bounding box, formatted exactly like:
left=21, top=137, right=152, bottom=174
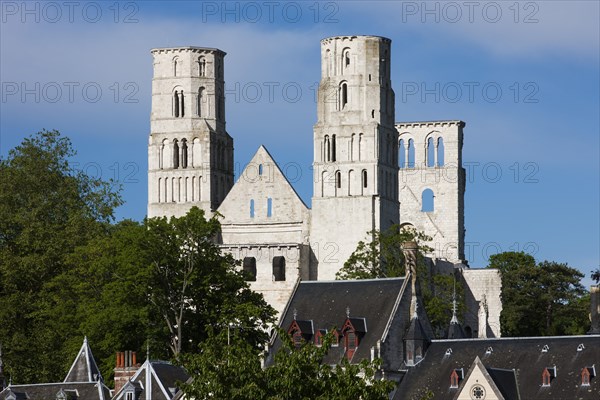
left=146, top=341, right=150, bottom=362
left=451, top=276, right=459, bottom=324
left=346, top=306, right=350, bottom=318
left=293, top=308, right=298, bottom=320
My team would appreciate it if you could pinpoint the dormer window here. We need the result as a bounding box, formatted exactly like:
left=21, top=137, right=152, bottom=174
left=126, top=392, right=134, bottom=400
left=582, top=365, right=596, bottom=386
left=542, top=366, right=556, bottom=387
left=450, top=368, right=463, bottom=388
left=341, top=317, right=366, bottom=361
left=315, top=329, right=326, bottom=347
left=287, top=319, right=314, bottom=349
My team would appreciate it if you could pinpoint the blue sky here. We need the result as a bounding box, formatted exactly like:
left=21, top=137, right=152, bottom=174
left=1, top=1, right=598, bottom=281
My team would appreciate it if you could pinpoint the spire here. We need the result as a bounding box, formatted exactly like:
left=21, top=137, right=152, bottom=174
left=447, top=276, right=466, bottom=339
left=64, top=336, right=102, bottom=383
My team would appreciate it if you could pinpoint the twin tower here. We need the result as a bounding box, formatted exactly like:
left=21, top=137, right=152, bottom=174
left=148, top=36, right=466, bottom=285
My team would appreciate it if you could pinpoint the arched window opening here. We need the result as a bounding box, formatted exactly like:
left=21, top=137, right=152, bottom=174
left=324, top=135, right=331, bottom=162
left=427, top=137, right=435, bottom=167
left=173, top=91, right=180, bottom=117
left=259, top=164, right=263, bottom=176
left=242, top=257, right=256, bottom=281
left=358, top=133, right=363, bottom=161
left=197, top=87, right=204, bottom=117
left=191, top=176, right=196, bottom=201
left=362, top=169, right=368, bottom=189
left=350, top=133, right=355, bottom=161
left=331, top=134, right=337, bottom=162
left=348, top=170, right=354, bottom=195
left=335, top=171, right=341, bottom=190
left=267, top=197, right=272, bottom=217
left=163, top=178, right=168, bottom=203
left=172, top=139, right=179, bottom=169
left=180, top=90, right=185, bottom=117
left=157, top=178, right=162, bottom=203
left=340, top=82, right=348, bottom=110
left=399, top=139, right=406, bottom=168
left=422, top=189, right=434, bottom=212
left=273, top=256, right=286, bottom=281
left=325, top=49, right=331, bottom=76
left=173, top=57, right=179, bottom=77
left=407, top=139, right=415, bottom=168
left=343, top=48, right=350, bottom=68
left=198, top=57, right=206, bottom=77
left=437, top=137, right=445, bottom=166
left=181, top=139, right=188, bottom=168
left=250, top=199, right=255, bottom=218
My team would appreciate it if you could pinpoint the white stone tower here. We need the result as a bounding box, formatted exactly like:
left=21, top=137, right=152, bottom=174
left=310, top=35, right=399, bottom=280
left=396, top=121, right=466, bottom=263
left=148, top=47, right=233, bottom=218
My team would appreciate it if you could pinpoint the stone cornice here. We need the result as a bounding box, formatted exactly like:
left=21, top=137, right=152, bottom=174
left=151, top=47, right=226, bottom=56
left=395, top=120, right=465, bottom=129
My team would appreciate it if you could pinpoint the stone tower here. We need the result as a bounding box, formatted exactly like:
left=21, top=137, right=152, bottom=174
left=148, top=47, right=233, bottom=218
left=396, top=121, right=466, bottom=263
left=310, top=35, right=399, bottom=280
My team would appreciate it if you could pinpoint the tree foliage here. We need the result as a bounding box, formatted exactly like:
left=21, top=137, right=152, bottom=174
left=0, top=131, right=275, bottom=384
left=487, top=251, right=588, bottom=336
left=336, top=225, right=432, bottom=280
left=0, top=130, right=122, bottom=383
left=181, top=330, right=394, bottom=400
left=592, top=268, right=600, bottom=284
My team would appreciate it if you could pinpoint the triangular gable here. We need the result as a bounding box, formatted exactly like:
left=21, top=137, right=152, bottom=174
left=217, top=145, right=309, bottom=225
left=454, top=356, right=506, bottom=400
left=113, top=360, right=186, bottom=400
left=64, top=337, right=102, bottom=383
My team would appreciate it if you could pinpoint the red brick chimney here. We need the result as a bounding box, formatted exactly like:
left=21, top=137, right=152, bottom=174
left=114, top=351, right=140, bottom=393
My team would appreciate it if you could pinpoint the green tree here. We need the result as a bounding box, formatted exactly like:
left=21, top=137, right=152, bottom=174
left=336, top=225, right=432, bottom=280
left=488, top=252, right=588, bottom=336
left=0, top=130, right=122, bottom=383
left=181, top=330, right=394, bottom=400
left=144, top=207, right=276, bottom=357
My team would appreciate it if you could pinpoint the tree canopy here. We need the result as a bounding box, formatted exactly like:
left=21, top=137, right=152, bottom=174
left=0, top=131, right=275, bottom=384
left=180, top=330, right=394, bottom=400
left=0, top=130, right=122, bottom=383
left=487, top=251, right=589, bottom=336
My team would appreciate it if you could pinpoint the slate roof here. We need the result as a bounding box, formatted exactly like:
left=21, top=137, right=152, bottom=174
left=266, top=278, right=407, bottom=366
left=0, top=382, right=111, bottom=400
left=64, top=337, right=102, bottom=383
left=395, top=335, right=600, bottom=400
left=112, top=360, right=189, bottom=400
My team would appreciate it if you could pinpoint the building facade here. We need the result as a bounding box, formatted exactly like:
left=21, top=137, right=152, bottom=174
left=147, top=35, right=501, bottom=337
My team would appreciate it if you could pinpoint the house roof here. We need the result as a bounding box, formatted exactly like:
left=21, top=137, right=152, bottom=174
left=266, top=278, right=407, bottom=365
left=0, top=382, right=111, bottom=400
left=395, top=335, right=600, bottom=400
left=64, top=337, right=102, bottom=383
left=112, top=360, right=189, bottom=400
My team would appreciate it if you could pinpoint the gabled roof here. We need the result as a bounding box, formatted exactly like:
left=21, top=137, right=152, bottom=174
left=395, top=335, right=600, bottom=400
left=266, top=278, right=407, bottom=366
left=0, top=382, right=111, bottom=400
left=64, top=337, right=102, bottom=383
left=112, top=360, right=189, bottom=400
left=453, top=356, right=512, bottom=400
left=217, top=145, right=309, bottom=225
